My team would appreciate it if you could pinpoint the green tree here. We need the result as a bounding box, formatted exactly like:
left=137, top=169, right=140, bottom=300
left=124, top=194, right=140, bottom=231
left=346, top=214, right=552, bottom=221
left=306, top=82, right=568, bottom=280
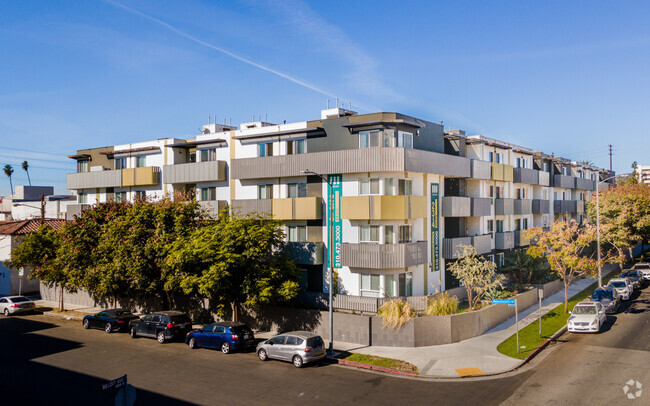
left=525, top=220, right=599, bottom=313
left=21, top=161, right=31, bottom=186
left=4, top=164, right=14, bottom=195
left=501, top=250, right=550, bottom=285
left=449, top=244, right=504, bottom=311
left=169, top=212, right=299, bottom=321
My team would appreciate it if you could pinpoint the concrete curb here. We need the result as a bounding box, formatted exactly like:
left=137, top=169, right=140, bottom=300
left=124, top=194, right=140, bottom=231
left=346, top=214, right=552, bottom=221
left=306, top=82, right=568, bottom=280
left=332, top=358, right=419, bottom=377
left=522, top=325, right=567, bottom=364
left=42, top=311, right=84, bottom=321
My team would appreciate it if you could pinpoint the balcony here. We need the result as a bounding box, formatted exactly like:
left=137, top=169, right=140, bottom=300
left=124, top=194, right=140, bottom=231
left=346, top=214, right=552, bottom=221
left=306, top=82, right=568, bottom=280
left=286, top=242, right=324, bottom=265
left=554, top=200, right=578, bottom=213
left=471, top=159, right=491, bottom=180
left=575, top=177, right=595, bottom=191
left=67, top=170, right=121, bottom=190
left=491, top=163, right=514, bottom=182
left=513, top=167, right=539, bottom=185
left=514, top=230, right=530, bottom=247
left=231, top=199, right=272, bottom=216
left=495, top=198, right=514, bottom=215
left=442, top=196, right=470, bottom=217
left=340, top=241, right=428, bottom=269
left=495, top=231, right=515, bottom=250
left=341, top=195, right=427, bottom=220
left=122, top=167, right=161, bottom=187
left=577, top=200, right=585, bottom=213
left=538, top=171, right=550, bottom=186
left=553, top=174, right=575, bottom=189
left=472, top=234, right=492, bottom=254
left=442, top=237, right=472, bottom=259
left=514, top=199, right=532, bottom=215
left=471, top=197, right=492, bottom=217
left=199, top=200, right=228, bottom=216
left=163, top=161, right=226, bottom=184
left=272, top=197, right=323, bottom=220
left=65, top=203, right=91, bottom=220
left=231, top=147, right=471, bottom=180
left=532, top=199, right=550, bottom=214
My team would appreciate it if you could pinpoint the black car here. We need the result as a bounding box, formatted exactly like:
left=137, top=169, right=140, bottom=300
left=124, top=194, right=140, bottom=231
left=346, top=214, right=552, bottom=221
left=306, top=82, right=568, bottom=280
left=185, top=322, right=256, bottom=353
left=589, top=287, right=621, bottom=314
left=82, top=309, right=139, bottom=333
left=129, top=311, right=193, bottom=343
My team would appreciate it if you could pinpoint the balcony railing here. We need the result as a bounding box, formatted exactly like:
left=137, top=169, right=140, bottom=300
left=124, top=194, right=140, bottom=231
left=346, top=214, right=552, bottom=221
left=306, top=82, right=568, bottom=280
left=122, top=167, right=161, bottom=187
left=553, top=174, right=576, bottom=189
left=471, top=159, right=491, bottom=180
left=472, top=234, right=493, bottom=254
left=574, top=177, right=596, bottom=191
left=495, top=198, right=514, bottom=215
left=162, top=161, right=226, bottom=184
left=231, top=199, right=272, bottom=216
left=538, top=171, right=550, bottom=186
left=491, top=163, right=514, bottom=182
left=514, top=230, right=530, bottom=247
left=513, top=199, right=532, bottom=215
left=442, top=236, right=473, bottom=259
left=286, top=242, right=324, bottom=265
left=471, top=197, right=492, bottom=217
left=442, top=196, right=470, bottom=217
left=272, top=197, right=323, bottom=220
left=340, top=241, right=428, bottom=269
left=341, top=195, right=427, bottom=220
left=554, top=200, right=578, bottom=213
left=495, top=231, right=515, bottom=250
left=513, top=167, right=539, bottom=185
left=199, top=200, right=228, bottom=216
left=532, top=199, right=550, bottom=214
left=67, top=170, right=121, bottom=190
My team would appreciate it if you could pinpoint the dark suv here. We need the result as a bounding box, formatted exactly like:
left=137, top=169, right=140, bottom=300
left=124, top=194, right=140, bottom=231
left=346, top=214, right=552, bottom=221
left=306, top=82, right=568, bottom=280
left=129, top=311, right=193, bottom=343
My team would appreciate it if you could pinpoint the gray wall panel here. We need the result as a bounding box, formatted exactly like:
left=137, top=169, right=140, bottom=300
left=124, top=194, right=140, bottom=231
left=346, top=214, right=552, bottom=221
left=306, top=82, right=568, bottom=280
left=67, top=170, right=121, bottom=190
left=163, top=161, right=226, bottom=184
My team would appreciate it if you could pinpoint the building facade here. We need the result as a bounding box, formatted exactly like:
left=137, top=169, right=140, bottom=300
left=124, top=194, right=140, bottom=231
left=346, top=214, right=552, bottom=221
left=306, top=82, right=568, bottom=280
left=67, top=107, right=615, bottom=297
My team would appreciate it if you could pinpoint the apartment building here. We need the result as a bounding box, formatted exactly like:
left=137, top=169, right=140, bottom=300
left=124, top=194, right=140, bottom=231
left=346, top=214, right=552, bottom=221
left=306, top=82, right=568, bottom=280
left=636, top=164, right=650, bottom=185
left=67, top=107, right=615, bottom=297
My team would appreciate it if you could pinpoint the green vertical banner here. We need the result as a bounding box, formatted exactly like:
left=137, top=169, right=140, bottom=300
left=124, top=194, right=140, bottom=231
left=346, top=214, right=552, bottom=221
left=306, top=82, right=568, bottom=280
left=328, top=174, right=343, bottom=269
left=431, top=183, right=440, bottom=273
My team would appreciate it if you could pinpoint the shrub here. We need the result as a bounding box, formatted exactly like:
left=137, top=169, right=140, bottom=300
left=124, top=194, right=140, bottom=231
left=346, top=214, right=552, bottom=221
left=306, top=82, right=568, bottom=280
left=377, top=299, right=415, bottom=329
left=424, top=293, right=459, bottom=316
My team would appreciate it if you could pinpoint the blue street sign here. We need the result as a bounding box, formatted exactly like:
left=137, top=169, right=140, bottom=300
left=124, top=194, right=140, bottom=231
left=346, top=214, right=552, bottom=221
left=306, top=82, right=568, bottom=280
left=492, top=298, right=516, bottom=307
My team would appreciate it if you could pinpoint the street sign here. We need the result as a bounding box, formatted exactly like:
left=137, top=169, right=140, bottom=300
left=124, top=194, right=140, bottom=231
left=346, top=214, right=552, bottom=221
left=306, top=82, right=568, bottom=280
left=18, top=267, right=24, bottom=277
left=538, top=288, right=544, bottom=299
left=116, top=384, right=136, bottom=406
left=492, top=298, right=516, bottom=307
left=102, top=374, right=127, bottom=391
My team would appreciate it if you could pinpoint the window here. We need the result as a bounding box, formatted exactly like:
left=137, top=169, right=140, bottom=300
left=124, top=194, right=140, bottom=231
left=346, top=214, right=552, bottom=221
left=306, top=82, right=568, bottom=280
left=115, top=157, right=126, bottom=170
left=298, top=269, right=308, bottom=291
left=200, top=187, right=216, bottom=201
left=78, top=161, right=89, bottom=173
left=258, top=184, right=273, bottom=199
left=78, top=192, right=87, bottom=204
left=496, top=220, right=504, bottom=233
left=360, top=178, right=380, bottom=195
left=285, top=336, right=298, bottom=346
left=384, top=274, right=395, bottom=297
left=562, top=167, right=568, bottom=175
left=135, top=191, right=146, bottom=200
left=136, top=156, right=146, bottom=167
left=287, top=139, right=306, bottom=155
left=288, top=226, right=307, bottom=242
left=543, top=189, right=548, bottom=199
left=398, top=225, right=412, bottom=243
left=200, top=149, right=216, bottom=162
left=489, top=185, right=494, bottom=198
left=515, top=188, right=521, bottom=199
left=515, top=219, right=521, bottom=231
left=287, top=183, right=307, bottom=198
left=383, top=129, right=396, bottom=147
left=522, top=159, right=527, bottom=169
left=399, top=272, right=413, bottom=296
left=189, top=151, right=197, bottom=163
left=359, top=130, right=380, bottom=148
left=384, top=225, right=394, bottom=244
left=398, top=179, right=412, bottom=195
left=515, top=158, right=521, bottom=168
left=269, top=336, right=286, bottom=345
left=360, top=274, right=381, bottom=297
left=488, top=152, right=494, bottom=162
left=397, top=131, right=413, bottom=148
left=115, top=192, right=127, bottom=203
left=360, top=225, right=380, bottom=243
left=258, top=143, right=273, bottom=157
left=384, top=178, right=395, bottom=195
left=487, top=220, right=494, bottom=233
left=497, top=253, right=505, bottom=268
left=523, top=218, right=528, bottom=229
left=496, top=186, right=502, bottom=199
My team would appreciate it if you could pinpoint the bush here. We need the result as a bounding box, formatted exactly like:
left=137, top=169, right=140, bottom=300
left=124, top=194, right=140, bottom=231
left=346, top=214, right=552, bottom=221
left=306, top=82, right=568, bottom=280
left=424, top=293, right=459, bottom=316
left=377, top=299, right=415, bottom=329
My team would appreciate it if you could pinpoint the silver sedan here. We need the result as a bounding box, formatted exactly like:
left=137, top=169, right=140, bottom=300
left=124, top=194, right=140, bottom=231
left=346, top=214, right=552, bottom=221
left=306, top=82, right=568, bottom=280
left=0, top=296, right=36, bottom=316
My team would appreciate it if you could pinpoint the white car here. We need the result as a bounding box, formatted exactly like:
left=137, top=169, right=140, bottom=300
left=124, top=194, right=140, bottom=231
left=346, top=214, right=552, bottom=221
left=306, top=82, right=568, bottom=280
left=607, top=278, right=633, bottom=300
left=0, top=296, right=36, bottom=316
left=633, top=262, right=650, bottom=281
left=567, top=301, right=607, bottom=333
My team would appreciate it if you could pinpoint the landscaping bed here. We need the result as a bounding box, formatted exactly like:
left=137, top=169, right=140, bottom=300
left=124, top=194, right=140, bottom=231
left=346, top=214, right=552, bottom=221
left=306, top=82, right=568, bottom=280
left=337, top=352, right=418, bottom=375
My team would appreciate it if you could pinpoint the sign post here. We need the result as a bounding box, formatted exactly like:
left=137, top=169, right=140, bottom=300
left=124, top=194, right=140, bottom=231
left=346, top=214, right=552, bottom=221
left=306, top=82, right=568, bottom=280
left=538, top=288, right=544, bottom=338
left=493, top=298, right=518, bottom=352
left=18, top=267, right=24, bottom=296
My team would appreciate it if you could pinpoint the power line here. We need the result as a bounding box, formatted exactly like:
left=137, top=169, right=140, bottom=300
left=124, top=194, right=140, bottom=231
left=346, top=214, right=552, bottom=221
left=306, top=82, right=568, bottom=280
left=0, top=154, right=71, bottom=164
left=0, top=146, right=69, bottom=157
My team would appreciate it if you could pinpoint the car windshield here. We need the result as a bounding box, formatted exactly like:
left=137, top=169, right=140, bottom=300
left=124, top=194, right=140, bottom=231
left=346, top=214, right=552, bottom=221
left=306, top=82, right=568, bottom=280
left=591, top=290, right=613, bottom=300
left=609, top=281, right=625, bottom=288
left=621, top=272, right=636, bottom=277
left=635, top=264, right=649, bottom=269
left=11, top=297, right=30, bottom=303
left=231, top=325, right=253, bottom=335
left=307, top=336, right=324, bottom=348
left=573, top=306, right=597, bottom=315
left=114, top=310, right=133, bottom=317
left=170, top=315, right=190, bottom=324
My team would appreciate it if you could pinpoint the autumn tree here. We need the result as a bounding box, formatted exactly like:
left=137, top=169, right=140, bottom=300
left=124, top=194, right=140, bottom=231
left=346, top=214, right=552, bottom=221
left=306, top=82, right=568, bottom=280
left=449, top=244, right=504, bottom=311
left=168, top=211, right=299, bottom=321
left=525, top=220, right=600, bottom=313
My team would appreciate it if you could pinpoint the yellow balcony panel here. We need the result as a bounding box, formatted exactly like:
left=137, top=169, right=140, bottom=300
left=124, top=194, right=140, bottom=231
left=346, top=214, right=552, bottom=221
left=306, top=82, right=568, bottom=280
left=502, top=164, right=514, bottom=182
left=376, top=195, right=409, bottom=220
left=134, top=166, right=159, bottom=186
left=272, top=198, right=293, bottom=220
left=294, top=196, right=322, bottom=220
left=341, top=196, right=371, bottom=220
left=491, top=163, right=504, bottom=181
left=121, top=168, right=135, bottom=187
left=410, top=195, right=427, bottom=218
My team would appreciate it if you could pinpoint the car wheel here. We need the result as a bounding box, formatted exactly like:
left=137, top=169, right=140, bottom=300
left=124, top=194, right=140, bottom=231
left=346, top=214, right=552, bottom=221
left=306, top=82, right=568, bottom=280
left=130, top=327, right=137, bottom=338
left=292, top=355, right=304, bottom=368
left=157, top=331, right=166, bottom=344
left=83, top=319, right=90, bottom=329
left=105, top=323, right=113, bottom=334
left=221, top=342, right=231, bottom=354
left=258, top=349, right=268, bottom=361
left=188, top=337, right=196, bottom=349
left=4, top=308, right=10, bottom=316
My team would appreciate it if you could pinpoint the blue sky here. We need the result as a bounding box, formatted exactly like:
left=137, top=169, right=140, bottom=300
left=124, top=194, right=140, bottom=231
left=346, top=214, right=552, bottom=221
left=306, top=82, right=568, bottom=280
left=1, top=0, right=649, bottom=196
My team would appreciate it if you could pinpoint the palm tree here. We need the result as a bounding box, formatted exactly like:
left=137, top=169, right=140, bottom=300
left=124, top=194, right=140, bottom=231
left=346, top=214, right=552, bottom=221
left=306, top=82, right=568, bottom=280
left=22, top=161, right=31, bottom=186
left=3, top=164, right=14, bottom=195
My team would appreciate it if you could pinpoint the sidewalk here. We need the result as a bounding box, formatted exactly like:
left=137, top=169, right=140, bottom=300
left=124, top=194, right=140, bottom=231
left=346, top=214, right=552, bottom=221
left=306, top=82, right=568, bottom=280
left=337, top=264, right=621, bottom=378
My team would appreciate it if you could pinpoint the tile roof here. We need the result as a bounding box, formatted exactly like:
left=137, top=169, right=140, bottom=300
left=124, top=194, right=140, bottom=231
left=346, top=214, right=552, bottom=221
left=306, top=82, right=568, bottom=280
left=0, top=219, right=67, bottom=235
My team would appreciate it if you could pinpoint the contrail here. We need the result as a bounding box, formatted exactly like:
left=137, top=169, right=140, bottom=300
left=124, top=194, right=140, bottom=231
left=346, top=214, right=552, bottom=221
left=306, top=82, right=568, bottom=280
left=103, top=0, right=340, bottom=99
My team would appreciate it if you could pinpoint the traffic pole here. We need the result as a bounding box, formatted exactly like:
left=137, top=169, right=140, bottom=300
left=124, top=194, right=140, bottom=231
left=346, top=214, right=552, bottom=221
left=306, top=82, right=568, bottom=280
left=515, top=298, right=519, bottom=353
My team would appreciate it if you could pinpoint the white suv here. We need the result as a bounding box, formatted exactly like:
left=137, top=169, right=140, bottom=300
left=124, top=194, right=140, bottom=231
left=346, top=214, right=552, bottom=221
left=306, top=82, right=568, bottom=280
left=633, top=262, right=650, bottom=281
left=568, top=301, right=607, bottom=333
left=607, top=278, right=633, bottom=301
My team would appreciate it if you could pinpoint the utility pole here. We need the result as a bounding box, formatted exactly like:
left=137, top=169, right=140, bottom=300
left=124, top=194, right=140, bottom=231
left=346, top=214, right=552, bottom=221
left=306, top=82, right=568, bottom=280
left=40, top=194, right=45, bottom=225
left=608, top=145, right=613, bottom=171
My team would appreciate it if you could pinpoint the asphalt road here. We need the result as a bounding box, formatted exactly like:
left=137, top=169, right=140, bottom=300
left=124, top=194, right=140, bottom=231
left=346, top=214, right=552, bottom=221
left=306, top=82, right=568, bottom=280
left=1, top=285, right=648, bottom=406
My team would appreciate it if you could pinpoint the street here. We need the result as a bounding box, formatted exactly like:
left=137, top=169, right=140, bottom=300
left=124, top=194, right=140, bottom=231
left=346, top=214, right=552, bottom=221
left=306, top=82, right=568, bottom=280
left=1, top=286, right=648, bottom=406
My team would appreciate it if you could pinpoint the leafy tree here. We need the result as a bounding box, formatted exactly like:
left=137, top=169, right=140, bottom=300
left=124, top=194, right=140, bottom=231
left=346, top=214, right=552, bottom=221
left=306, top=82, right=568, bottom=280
left=7, top=225, right=80, bottom=311
left=168, top=212, right=299, bottom=321
left=449, top=244, right=504, bottom=311
left=21, top=161, right=31, bottom=186
left=4, top=164, right=13, bottom=195
left=525, top=220, right=599, bottom=313
left=501, top=250, right=551, bottom=285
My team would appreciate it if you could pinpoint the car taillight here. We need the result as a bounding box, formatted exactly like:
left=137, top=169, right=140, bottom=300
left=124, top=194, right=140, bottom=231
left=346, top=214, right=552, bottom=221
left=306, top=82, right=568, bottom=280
left=11, top=304, right=19, bottom=307
left=231, top=334, right=239, bottom=340
left=167, top=323, right=176, bottom=328
left=304, top=347, right=312, bottom=353
left=117, top=320, right=124, bottom=323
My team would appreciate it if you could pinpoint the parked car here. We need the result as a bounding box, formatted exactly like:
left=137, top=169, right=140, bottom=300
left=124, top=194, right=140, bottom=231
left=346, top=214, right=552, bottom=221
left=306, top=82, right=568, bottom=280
left=619, top=270, right=642, bottom=289
left=589, top=287, right=620, bottom=314
left=129, top=311, right=192, bottom=343
left=632, top=262, right=650, bottom=281
left=567, top=301, right=607, bottom=333
left=256, top=331, right=326, bottom=368
left=82, top=309, right=139, bottom=333
left=185, top=322, right=255, bottom=353
left=0, top=296, right=36, bottom=316
left=607, top=278, right=633, bottom=301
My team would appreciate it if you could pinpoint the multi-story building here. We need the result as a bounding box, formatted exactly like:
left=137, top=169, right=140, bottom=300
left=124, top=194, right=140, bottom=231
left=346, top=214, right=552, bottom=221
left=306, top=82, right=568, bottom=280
left=636, top=164, right=650, bottom=185
left=67, top=107, right=615, bottom=297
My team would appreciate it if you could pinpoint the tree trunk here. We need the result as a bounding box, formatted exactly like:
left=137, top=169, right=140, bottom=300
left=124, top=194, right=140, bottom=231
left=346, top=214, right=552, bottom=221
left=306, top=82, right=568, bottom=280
left=113, top=296, right=117, bottom=309
left=230, top=301, right=238, bottom=322
left=628, top=247, right=634, bottom=264
left=563, top=281, right=569, bottom=313
left=467, top=288, right=473, bottom=311
left=59, top=285, right=65, bottom=312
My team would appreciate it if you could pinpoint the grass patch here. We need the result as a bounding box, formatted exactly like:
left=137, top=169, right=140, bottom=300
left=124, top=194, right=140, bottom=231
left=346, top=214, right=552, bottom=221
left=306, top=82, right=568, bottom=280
left=338, top=352, right=418, bottom=374
left=497, top=271, right=620, bottom=360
